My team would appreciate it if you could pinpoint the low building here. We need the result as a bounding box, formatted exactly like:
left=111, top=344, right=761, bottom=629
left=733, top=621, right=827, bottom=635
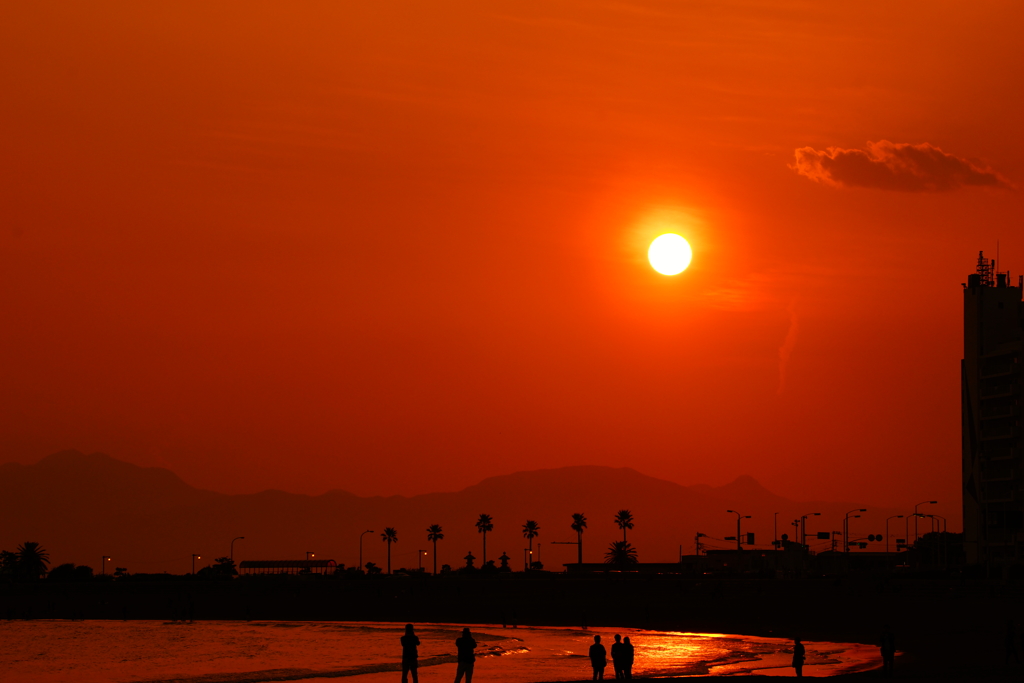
left=239, top=560, right=336, bottom=576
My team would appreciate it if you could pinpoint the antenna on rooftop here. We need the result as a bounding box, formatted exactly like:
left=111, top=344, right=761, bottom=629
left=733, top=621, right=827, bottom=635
left=977, top=251, right=994, bottom=287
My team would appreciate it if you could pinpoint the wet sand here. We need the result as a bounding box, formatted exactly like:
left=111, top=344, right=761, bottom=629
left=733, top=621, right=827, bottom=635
left=2, top=573, right=1022, bottom=679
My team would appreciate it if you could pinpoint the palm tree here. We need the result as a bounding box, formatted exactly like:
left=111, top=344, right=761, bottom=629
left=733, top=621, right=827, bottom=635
left=426, top=524, right=444, bottom=575
left=570, top=513, right=587, bottom=565
left=522, top=520, right=540, bottom=570
left=16, top=541, right=50, bottom=579
left=475, top=514, right=493, bottom=564
left=381, top=527, right=398, bottom=574
left=614, top=509, right=634, bottom=543
left=604, top=540, right=638, bottom=565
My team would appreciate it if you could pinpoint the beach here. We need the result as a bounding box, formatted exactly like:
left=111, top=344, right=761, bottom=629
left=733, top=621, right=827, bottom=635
left=2, top=574, right=1022, bottom=680
left=0, top=620, right=883, bottom=682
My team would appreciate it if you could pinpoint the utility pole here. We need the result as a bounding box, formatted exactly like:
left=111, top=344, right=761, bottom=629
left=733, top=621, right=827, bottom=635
left=726, top=510, right=750, bottom=551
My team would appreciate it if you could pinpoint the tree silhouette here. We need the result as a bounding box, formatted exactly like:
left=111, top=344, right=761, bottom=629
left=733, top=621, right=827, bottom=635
left=426, top=524, right=444, bottom=575
left=0, top=550, right=17, bottom=575
left=570, top=513, right=587, bottom=565
left=604, top=540, right=638, bottom=565
left=475, top=514, right=493, bottom=565
left=522, top=520, right=540, bottom=570
left=16, top=541, right=50, bottom=579
left=381, top=527, right=398, bottom=574
left=614, top=509, right=634, bottom=543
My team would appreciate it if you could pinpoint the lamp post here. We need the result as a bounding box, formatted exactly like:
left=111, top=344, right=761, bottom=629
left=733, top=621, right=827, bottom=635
left=306, top=551, right=315, bottom=560
left=101, top=556, right=111, bottom=575
left=359, top=530, right=373, bottom=572
left=230, top=536, right=245, bottom=561
left=844, top=509, right=866, bottom=553
left=726, top=510, right=751, bottom=551
left=418, top=550, right=427, bottom=571
left=774, top=512, right=779, bottom=550
left=886, top=515, right=904, bottom=555
left=192, top=554, right=201, bottom=575
left=913, top=501, right=937, bottom=543
left=929, top=514, right=947, bottom=533
left=904, top=514, right=925, bottom=550
left=800, top=513, right=821, bottom=546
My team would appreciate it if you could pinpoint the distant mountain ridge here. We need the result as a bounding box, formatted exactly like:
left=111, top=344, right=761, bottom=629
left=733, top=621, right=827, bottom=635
left=0, top=451, right=902, bottom=573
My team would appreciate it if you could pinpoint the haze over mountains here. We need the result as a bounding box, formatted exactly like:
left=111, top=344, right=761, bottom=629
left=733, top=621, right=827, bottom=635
left=0, top=451, right=926, bottom=574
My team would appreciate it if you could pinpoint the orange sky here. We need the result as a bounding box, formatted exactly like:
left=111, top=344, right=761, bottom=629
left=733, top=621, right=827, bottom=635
left=3, top=1, right=1023, bottom=519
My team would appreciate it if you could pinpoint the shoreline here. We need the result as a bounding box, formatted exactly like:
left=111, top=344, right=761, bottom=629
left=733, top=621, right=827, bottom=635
left=3, top=575, right=1023, bottom=679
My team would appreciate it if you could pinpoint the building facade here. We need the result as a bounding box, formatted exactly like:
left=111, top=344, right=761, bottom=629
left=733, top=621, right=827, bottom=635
left=962, top=251, right=1024, bottom=568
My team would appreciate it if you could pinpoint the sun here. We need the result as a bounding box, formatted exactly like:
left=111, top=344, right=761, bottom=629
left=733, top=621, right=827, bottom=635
left=648, top=233, right=692, bottom=275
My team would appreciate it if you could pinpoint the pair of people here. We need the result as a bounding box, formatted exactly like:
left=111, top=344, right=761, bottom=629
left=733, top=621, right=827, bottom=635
left=401, top=624, right=477, bottom=683
left=588, top=634, right=635, bottom=680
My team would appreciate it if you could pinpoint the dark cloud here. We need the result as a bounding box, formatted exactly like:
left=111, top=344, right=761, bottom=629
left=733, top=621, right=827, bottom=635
left=791, top=140, right=1011, bottom=192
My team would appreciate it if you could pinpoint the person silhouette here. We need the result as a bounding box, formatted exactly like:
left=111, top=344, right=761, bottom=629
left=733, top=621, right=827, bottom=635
left=610, top=634, right=625, bottom=679
left=623, top=636, right=634, bottom=679
left=454, top=627, right=477, bottom=683
left=401, top=623, right=420, bottom=683
left=792, top=637, right=805, bottom=678
left=589, top=634, right=607, bottom=680
left=880, top=624, right=896, bottom=675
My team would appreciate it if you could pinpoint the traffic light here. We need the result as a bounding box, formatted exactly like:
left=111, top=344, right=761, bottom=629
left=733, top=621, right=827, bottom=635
left=746, top=532, right=755, bottom=545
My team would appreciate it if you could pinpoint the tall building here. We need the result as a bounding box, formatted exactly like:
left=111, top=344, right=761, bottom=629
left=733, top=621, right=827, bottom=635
left=962, top=251, right=1024, bottom=569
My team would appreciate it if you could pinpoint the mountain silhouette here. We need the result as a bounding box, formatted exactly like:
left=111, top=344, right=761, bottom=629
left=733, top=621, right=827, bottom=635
left=0, top=451, right=902, bottom=573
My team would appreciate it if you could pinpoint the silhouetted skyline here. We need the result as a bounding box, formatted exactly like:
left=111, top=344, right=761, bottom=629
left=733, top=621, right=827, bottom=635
left=0, top=449, right=953, bottom=573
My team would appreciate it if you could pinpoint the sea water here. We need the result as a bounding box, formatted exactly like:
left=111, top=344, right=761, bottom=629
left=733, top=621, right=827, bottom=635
left=0, top=620, right=879, bottom=681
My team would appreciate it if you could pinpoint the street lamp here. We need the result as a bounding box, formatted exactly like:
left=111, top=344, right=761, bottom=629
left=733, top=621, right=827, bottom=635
left=886, top=515, right=904, bottom=555
left=418, top=550, right=427, bottom=571
left=306, top=551, right=315, bottom=560
left=774, top=512, right=779, bottom=549
left=928, top=514, right=947, bottom=533
left=101, top=556, right=111, bottom=575
left=359, top=530, right=373, bottom=572
left=192, top=554, right=201, bottom=575
left=844, top=509, right=866, bottom=553
left=726, top=510, right=751, bottom=551
left=904, top=514, right=926, bottom=549
left=800, top=513, right=821, bottom=546
left=913, top=501, right=937, bottom=543
left=230, top=536, right=245, bottom=561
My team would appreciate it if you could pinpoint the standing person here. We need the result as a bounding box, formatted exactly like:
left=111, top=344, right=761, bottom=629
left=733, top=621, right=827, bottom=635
left=610, top=634, right=625, bottom=679
left=401, top=624, right=420, bottom=683
left=792, top=637, right=805, bottom=678
left=623, top=636, right=635, bottom=679
left=880, top=624, right=896, bottom=676
left=589, top=634, right=607, bottom=680
left=454, top=627, right=477, bottom=683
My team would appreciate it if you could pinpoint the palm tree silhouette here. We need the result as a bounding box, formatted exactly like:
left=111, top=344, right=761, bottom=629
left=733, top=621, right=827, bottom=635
left=614, top=509, right=634, bottom=543
left=476, top=514, right=493, bottom=565
left=426, top=524, right=444, bottom=575
left=381, top=527, right=398, bottom=574
left=16, top=541, right=50, bottom=579
left=522, top=520, right=540, bottom=570
left=570, top=513, right=587, bottom=564
left=604, top=540, right=638, bottom=565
